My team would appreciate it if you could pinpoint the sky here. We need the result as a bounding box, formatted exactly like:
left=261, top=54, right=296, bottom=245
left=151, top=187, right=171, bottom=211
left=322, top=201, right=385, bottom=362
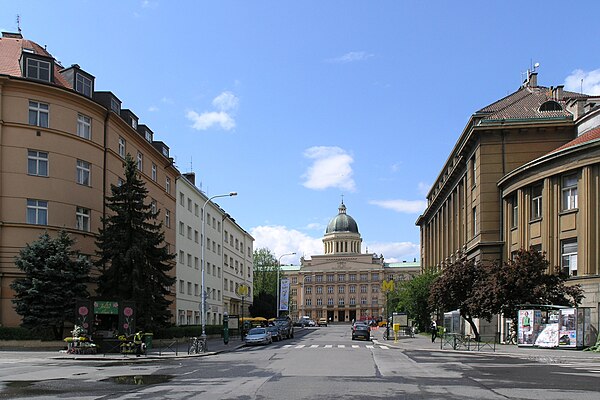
left=3, top=1, right=600, bottom=265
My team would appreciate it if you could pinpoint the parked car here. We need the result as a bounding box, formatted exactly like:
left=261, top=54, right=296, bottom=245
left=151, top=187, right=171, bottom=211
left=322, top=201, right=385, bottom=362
left=294, top=317, right=311, bottom=327
left=318, top=318, right=328, bottom=327
left=307, top=319, right=316, bottom=327
left=351, top=321, right=369, bottom=332
left=352, top=324, right=371, bottom=341
left=274, top=316, right=294, bottom=339
left=244, top=327, right=272, bottom=346
left=266, top=325, right=282, bottom=342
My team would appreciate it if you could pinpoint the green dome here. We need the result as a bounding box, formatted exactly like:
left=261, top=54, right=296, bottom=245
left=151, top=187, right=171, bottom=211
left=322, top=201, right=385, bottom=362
left=326, top=202, right=359, bottom=234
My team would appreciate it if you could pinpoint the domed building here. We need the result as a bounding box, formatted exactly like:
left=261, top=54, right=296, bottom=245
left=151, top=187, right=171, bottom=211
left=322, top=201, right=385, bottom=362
left=282, top=201, right=420, bottom=323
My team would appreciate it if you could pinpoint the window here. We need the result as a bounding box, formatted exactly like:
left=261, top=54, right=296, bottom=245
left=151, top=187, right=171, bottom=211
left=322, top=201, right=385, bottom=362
left=511, top=195, right=518, bottom=229
left=372, top=273, right=379, bottom=281
left=180, top=192, right=185, bottom=206
left=316, top=275, right=323, bottom=283
left=305, top=287, right=312, bottom=294
left=472, top=206, right=478, bottom=235
left=110, top=98, right=120, bottom=113
left=327, top=286, right=334, bottom=294
left=361, top=297, right=367, bottom=305
left=327, top=275, right=334, bottom=282
left=338, top=298, right=345, bottom=306
left=150, top=199, right=157, bottom=214
left=165, top=177, right=171, bottom=194
left=349, top=274, right=356, bottom=281
left=349, top=297, right=356, bottom=305
left=305, top=276, right=312, bottom=283
left=77, top=114, right=91, bottom=139
left=179, top=251, right=184, bottom=263
left=471, top=153, right=477, bottom=187
left=531, top=184, right=543, bottom=220
left=76, top=160, right=91, bottom=186
left=360, top=274, right=367, bottom=281
left=26, top=58, right=50, bottom=81
left=179, top=280, right=184, bottom=294
left=194, top=230, right=199, bottom=243
left=372, top=285, right=379, bottom=293
left=76, top=207, right=90, bottom=232
left=137, top=152, right=143, bottom=170
left=562, top=174, right=578, bottom=210
left=349, top=285, right=356, bottom=293
left=29, top=101, right=49, bottom=127
left=327, top=298, right=334, bottom=306
left=187, top=254, right=192, bottom=267
left=561, top=239, right=578, bottom=276
left=194, top=257, right=199, bottom=269
left=28, top=150, right=48, bottom=176
left=75, top=73, right=92, bottom=97
left=165, top=210, right=171, bottom=228
left=118, top=137, right=126, bottom=158
left=338, top=286, right=345, bottom=294
left=316, top=286, right=323, bottom=294
left=317, top=298, right=323, bottom=306
left=338, top=274, right=345, bottom=282
left=27, top=199, right=47, bottom=225
left=360, top=285, right=367, bottom=293
left=151, top=163, right=157, bottom=181
left=195, top=204, right=199, bottom=216
left=179, top=222, right=184, bottom=235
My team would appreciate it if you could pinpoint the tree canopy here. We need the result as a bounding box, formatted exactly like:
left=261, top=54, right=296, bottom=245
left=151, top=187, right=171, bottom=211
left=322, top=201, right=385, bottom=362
left=393, top=271, right=438, bottom=331
left=11, top=231, right=91, bottom=339
left=95, top=154, right=175, bottom=332
left=252, top=248, right=279, bottom=297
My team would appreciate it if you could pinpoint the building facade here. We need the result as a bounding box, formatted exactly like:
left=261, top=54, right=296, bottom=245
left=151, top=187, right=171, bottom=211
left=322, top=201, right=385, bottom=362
left=284, top=202, right=420, bottom=322
left=175, top=173, right=254, bottom=326
left=416, top=70, right=600, bottom=339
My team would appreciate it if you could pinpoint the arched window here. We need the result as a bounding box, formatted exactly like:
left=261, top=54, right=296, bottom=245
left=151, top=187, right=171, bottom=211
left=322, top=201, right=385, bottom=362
left=539, top=100, right=562, bottom=112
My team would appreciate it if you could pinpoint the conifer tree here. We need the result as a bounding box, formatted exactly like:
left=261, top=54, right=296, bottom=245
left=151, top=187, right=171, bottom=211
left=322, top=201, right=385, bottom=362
left=11, top=230, right=91, bottom=339
left=96, top=154, right=175, bottom=332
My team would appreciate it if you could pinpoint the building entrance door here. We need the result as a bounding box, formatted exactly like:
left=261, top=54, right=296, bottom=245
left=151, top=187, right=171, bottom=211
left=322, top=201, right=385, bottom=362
left=349, top=310, right=356, bottom=322
left=338, top=310, right=345, bottom=322
left=327, top=310, right=334, bottom=323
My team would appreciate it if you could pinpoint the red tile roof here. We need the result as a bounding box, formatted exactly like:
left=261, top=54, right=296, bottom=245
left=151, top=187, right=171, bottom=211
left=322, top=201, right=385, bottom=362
left=551, top=126, right=600, bottom=154
left=0, top=33, right=71, bottom=88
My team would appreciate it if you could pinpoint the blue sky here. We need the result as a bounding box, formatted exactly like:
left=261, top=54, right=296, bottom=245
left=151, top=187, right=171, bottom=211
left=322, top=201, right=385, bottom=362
left=4, top=1, right=600, bottom=265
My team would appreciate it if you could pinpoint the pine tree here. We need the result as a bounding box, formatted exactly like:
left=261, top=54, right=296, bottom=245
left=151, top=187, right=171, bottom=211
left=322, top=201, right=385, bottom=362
left=11, top=230, right=91, bottom=340
left=95, top=154, right=175, bottom=332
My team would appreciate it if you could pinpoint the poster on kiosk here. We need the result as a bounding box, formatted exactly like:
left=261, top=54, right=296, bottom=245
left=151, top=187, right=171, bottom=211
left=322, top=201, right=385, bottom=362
left=518, top=309, right=542, bottom=346
left=558, top=308, right=577, bottom=348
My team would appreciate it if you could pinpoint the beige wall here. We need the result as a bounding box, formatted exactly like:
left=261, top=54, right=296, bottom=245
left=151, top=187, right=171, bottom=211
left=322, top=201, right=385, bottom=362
left=0, top=77, right=178, bottom=327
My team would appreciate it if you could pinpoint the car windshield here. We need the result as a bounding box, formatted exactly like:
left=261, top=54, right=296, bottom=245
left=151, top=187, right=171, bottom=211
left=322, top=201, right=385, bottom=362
left=248, top=328, right=266, bottom=335
left=267, top=326, right=278, bottom=331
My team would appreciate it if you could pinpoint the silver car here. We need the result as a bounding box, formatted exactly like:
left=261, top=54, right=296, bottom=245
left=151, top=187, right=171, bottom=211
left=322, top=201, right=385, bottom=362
left=244, top=327, right=272, bottom=345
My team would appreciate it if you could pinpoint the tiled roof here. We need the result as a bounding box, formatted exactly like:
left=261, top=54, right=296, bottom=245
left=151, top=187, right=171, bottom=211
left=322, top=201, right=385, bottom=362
left=0, top=33, right=71, bottom=88
left=477, top=86, right=587, bottom=122
left=550, top=126, right=600, bottom=154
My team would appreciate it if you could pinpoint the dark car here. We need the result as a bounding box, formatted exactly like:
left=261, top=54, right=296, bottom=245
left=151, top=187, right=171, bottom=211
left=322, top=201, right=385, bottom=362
left=266, top=325, right=282, bottom=341
left=352, top=324, right=371, bottom=341
left=274, top=316, right=294, bottom=339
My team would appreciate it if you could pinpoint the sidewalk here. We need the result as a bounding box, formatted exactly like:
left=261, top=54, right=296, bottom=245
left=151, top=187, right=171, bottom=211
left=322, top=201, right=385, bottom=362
left=371, top=327, right=600, bottom=361
left=0, top=335, right=246, bottom=362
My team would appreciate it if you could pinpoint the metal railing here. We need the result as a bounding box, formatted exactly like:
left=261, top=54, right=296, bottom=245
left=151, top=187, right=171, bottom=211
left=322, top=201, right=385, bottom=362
left=441, top=333, right=497, bottom=352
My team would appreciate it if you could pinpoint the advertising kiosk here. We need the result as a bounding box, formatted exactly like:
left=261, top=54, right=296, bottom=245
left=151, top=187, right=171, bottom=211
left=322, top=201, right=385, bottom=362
left=517, top=306, right=593, bottom=349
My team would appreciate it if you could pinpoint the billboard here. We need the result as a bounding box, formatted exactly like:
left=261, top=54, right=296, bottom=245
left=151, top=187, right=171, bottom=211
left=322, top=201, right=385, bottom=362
left=279, top=278, right=290, bottom=311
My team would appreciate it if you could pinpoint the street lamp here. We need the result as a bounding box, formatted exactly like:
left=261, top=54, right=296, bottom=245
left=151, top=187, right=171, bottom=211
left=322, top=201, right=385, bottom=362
left=276, top=252, right=296, bottom=318
left=201, top=192, right=237, bottom=347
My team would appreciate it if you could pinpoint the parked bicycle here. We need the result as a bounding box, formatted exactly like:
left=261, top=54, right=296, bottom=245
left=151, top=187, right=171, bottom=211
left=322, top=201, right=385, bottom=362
left=188, top=336, right=207, bottom=354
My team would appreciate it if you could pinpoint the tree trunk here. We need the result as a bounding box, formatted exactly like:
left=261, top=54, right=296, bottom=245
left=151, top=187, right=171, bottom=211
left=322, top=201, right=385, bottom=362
left=462, top=313, right=480, bottom=341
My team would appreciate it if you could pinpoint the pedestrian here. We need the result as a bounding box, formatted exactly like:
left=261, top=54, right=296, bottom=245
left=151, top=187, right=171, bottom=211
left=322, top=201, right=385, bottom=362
left=430, top=320, right=437, bottom=343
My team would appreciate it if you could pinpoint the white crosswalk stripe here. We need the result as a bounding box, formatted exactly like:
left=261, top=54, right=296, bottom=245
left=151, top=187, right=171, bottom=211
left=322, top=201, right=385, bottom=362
left=352, top=345, right=359, bottom=348
left=324, top=345, right=333, bottom=348
left=295, top=345, right=305, bottom=349
left=310, top=345, right=319, bottom=348
left=267, top=344, right=389, bottom=350
left=338, top=345, right=345, bottom=348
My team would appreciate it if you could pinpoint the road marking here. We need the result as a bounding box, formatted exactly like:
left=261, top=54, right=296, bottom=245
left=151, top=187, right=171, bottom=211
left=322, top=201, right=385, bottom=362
left=295, top=345, right=305, bottom=349
left=310, top=345, right=319, bottom=348
left=338, top=345, right=345, bottom=348
left=282, top=345, right=292, bottom=348
left=324, top=345, right=333, bottom=348
left=366, top=345, right=374, bottom=349
left=352, top=345, right=359, bottom=348
left=379, top=345, right=389, bottom=350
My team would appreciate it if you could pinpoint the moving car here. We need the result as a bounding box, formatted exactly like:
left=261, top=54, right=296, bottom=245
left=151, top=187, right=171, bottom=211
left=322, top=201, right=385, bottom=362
left=274, top=316, right=294, bottom=339
left=351, top=321, right=369, bottom=332
left=244, top=327, right=272, bottom=346
left=352, top=324, right=371, bottom=341
left=318, top=318, right=328, bottom=327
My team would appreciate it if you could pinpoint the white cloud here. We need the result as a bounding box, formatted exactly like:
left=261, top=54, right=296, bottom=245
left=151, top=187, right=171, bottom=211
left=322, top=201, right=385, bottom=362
left=366, top=241, right=420, bottom=263
left=250, top=225, right=323, bottom=264
left=186, top=110, right=235, bottom=131
left=302, top=146, right=356, bottom=191
left=212, top=91, right=239, bottom=112
left=369, top=199, right=427, bottom=214
left=148, top=105, right=159, bottom=112
left=161, top=97, right=174, bottom=104
left=186, top=91, right=239, bottom=131
left=141, top=0, right=158, bottom=9
left=328, top=51, right=374, bottom=63
left=305, top=222, right=325, bottom=231
left=564, top=69, right=600, bottom=95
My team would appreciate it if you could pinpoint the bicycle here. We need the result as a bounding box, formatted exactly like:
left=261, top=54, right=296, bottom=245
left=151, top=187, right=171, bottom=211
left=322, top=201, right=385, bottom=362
left=188, top=337, right=207, bottom=354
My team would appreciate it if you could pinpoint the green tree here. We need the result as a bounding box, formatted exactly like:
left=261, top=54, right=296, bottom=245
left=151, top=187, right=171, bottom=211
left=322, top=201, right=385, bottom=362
left=482, top=248, right=583, bottom=332
left=429, top=255, right=491, bottom=341
left=394, top=271, right=438, bottom=331
left=11, top=231, right=91, bottom=339
left=95, top=154, right=175, bottom=332
left=252, top=248, right=279, bottom=296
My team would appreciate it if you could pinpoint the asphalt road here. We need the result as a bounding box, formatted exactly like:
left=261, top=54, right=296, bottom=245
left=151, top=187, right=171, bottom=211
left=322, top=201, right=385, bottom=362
left=1, top=325, right=600, bottom=399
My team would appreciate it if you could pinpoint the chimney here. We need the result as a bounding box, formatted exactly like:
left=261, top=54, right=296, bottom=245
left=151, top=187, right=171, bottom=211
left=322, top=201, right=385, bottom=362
left=528, top=71, right=538, bottom=87
left=554, top=85, right=564, bottom=100
left=2, top=32, right=23, bottom=39
left=183, top=172, right=196, bottom=185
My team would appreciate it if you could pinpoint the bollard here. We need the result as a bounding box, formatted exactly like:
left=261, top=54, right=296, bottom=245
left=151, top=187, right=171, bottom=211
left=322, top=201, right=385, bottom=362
left=223, top=312, right=229, bottom=345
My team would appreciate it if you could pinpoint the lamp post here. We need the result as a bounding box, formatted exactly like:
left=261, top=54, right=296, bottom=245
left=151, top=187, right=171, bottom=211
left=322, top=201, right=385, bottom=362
left=276, top=252, right=296, bottom=318
left=201, top=192, right=237, bottom=347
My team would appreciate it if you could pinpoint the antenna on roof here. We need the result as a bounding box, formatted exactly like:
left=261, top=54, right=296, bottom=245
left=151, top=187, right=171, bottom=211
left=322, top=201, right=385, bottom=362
left=190, top=156, right=193, bottom=173
left=16, top=14, right=22, bottom=34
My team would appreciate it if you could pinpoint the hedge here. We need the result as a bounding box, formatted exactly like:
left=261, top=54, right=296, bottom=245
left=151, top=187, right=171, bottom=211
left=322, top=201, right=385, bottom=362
left=0, top=327, right=52, bottom=341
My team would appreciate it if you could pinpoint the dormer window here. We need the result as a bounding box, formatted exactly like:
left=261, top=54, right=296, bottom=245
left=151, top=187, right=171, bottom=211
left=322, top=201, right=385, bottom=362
left=75, top=73, right=92, bottom=97
left=110, top=98, right=120, bottom=113
left=539, top=100, right=562, bottom=112
left=25, top=57, right=52, bottom=82
left=145, top=130, right=152, bottom=142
